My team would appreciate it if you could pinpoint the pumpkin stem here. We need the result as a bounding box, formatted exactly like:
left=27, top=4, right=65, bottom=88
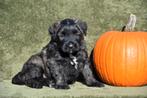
left=122, top=14, right=137, bottom=31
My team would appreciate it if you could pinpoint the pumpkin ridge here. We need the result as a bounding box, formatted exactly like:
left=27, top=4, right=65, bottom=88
left=136, top=36, right=140, bottom=85
left=118, top=33, right=123, bottom=85
left=126, top=32, right=130, bottom=85
left=99, top=33, right=112, bottom=83
left=138, top=37, right=143, bottom=85
left=103, top=33, right=116, bottom=85
left=139, top=37, right=147, bottom=85
left=121, top=33, right=126, bottom=86
left=122, top=32, right=127, bottom=86
left=142, top=37, right=147, bottom=85
left=137, top=35, right=146, bottom=85
left=95, top=40, right=103, bottom=81
left=94, top=33, right=108, bottom=81
left=110, top=33, right=119, bottom=85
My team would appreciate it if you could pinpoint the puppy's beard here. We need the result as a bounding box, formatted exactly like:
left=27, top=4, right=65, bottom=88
left=69, top=49, right=73, bottom=54
left=61, top=45, right=73, bottom=53
left=61, top=43, right=80, bottom=54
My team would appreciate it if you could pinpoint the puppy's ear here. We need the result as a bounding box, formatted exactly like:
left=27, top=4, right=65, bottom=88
left=75, top=19, right=87, bottom=36
left=48, top=21, right=61, bottom=40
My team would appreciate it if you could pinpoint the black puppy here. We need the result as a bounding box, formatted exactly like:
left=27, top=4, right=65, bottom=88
left=12, top=19, right=104, bottom=89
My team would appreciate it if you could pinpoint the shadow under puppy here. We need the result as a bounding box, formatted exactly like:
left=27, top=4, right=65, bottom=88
left=12, top=19, right=104, bottom=89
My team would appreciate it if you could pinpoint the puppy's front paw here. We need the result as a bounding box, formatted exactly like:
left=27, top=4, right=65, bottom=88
left=25, top=79, right=43, bottom=89
left=55, top=84, right=70, bottom=89
left=86, top=80, right=104, bottom=87
left=12, top=72, right=24, bottom=85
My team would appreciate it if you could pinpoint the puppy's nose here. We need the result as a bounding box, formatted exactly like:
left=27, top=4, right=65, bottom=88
left=69, top=43, right=73, bottom=48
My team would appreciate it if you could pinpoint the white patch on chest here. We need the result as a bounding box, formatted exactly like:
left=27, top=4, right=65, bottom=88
left=70, top=57, right=78, bottom=69
left=43, top=74, right=47, bottom=78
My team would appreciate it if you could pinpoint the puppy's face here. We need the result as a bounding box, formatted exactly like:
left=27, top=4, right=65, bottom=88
left=49, top=19, right=87, bottom=54
left=58, top=25, right=82, bottom=54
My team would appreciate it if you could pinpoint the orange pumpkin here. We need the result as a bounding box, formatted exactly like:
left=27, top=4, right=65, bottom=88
left=93, top=31, right=147, bottom=86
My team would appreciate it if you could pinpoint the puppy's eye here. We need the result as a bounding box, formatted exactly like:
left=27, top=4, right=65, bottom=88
left=58, top=32, right=65, bottom=40
left=61, top=32, right=66, bottom=35
left=59, top=32, right=66, bottom=36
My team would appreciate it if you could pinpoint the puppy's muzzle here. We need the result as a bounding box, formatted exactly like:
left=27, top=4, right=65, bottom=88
left=62, top=41, right=79, bottom=54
